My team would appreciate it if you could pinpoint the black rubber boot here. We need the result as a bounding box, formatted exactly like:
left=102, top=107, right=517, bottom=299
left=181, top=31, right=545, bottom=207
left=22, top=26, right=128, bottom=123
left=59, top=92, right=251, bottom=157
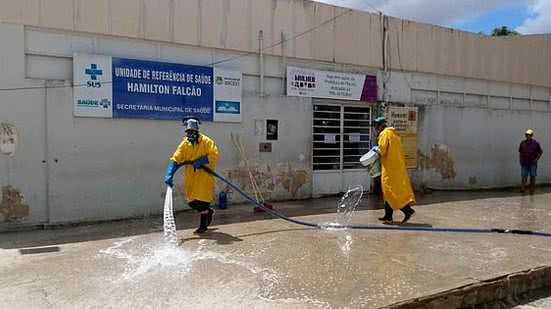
left=194, top=214, right=208, bottom=234
left=206, top=208, right=215, bottom=227
left=378, top=203, right=393, bottom=223
left=400, top=205, right=415, bottom=225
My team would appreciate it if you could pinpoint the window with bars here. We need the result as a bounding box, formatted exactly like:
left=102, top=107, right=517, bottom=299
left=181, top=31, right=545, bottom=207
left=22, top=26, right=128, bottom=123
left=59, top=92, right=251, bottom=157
left=313, top=104, right=371, bottom=171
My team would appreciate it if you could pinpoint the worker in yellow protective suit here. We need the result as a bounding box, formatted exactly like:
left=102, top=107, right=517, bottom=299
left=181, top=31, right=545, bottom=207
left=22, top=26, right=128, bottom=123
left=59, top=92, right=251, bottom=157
left=372, top=116, right=416, bottom=224
left=164, top=118, right=219, bottom=233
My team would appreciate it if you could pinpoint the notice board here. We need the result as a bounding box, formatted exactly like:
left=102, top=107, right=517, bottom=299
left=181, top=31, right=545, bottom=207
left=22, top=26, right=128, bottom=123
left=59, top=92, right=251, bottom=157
left=385, top=106, right=418, bottom=169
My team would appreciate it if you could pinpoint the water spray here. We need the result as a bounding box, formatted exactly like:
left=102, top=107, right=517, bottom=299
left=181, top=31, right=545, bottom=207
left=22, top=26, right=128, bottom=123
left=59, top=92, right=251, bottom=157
left=163, top=186, right=178, bottom=246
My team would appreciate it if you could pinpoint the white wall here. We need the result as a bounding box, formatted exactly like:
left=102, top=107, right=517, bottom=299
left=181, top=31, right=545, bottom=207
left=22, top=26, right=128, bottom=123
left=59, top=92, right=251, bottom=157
left=0, top=24, right=49, bottom=226
left=43, top=78, right=313, bottom=223
left=3, top=0, right=551, bottom=87
left=383, top=70, right=551, bottom=190
left=2, top=22, right=551, bottom=226
left=4, top=25, right=343, bottom=224
left=415, top=105, right=551, bottom=190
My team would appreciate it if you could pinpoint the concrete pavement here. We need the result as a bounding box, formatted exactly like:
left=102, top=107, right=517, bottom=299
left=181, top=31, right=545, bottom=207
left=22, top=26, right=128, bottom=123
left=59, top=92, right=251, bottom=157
left=2, top=190, right=551, bottom=308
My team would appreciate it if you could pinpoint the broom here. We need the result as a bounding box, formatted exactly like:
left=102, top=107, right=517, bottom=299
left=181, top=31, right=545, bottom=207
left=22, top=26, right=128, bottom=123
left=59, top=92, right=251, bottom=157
left=231, top=133, right=273, bottom=213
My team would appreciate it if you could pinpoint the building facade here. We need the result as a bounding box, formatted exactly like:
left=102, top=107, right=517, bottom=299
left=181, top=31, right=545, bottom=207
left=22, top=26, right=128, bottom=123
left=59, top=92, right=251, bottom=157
left=1, top=0, right=550, bottom=227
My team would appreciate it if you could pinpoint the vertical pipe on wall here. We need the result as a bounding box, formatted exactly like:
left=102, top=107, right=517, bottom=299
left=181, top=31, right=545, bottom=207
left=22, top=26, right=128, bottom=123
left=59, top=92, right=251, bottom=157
left=529, top=86, right=533, bottom=111
left=381, top=14, right=389, bottom=105
left=281, top=31, right=286, bottom=95
left=259, top=30, right=265, bottom=98
left=339, top=105, right=344, bottom=191
left=44, top=82, right=50, bottom=224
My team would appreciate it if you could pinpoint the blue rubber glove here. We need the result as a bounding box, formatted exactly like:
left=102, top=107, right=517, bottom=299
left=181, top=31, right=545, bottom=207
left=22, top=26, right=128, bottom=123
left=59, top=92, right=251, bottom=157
left=164, top=160, right=179, bottom=187
left=193, top=156, right=209, bottom=171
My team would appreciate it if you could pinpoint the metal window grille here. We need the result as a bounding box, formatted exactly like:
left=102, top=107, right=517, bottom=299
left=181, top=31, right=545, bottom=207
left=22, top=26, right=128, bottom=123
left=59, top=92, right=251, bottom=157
left=313, top=103, right=371, bottom=171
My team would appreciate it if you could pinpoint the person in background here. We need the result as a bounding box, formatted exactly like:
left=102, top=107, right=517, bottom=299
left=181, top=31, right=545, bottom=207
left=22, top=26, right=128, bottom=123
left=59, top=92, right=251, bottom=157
left=164, top=118, right=219, bottom=233
left=519, top=129, right=543, bottom=194
left=372, top=116, right=416, bottom=224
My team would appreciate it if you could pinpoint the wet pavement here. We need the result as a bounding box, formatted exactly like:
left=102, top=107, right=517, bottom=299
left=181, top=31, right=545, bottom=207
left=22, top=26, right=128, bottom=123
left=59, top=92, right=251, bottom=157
left=513, top=296, right=551, bottom=309
left=2, top=189, right=551, bottom=308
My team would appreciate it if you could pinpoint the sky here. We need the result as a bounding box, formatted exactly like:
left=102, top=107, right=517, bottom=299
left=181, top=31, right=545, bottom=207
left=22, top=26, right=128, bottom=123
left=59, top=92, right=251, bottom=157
left=316, top=0, right=551, bottom=35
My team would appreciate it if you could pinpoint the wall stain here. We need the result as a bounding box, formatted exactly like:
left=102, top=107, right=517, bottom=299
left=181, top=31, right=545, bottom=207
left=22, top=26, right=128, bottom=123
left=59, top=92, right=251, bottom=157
left=224, top=165, right=308, bottom=200
left=469, top=176, right=478, bottom=185
left=418, top=144, right=457, bottom=180
left=226, top=166, right=275, bottom=199
left=277, top=169, right=308, bottom=198
left=0, top=122, right=18, bottom=156
left=0, top=185, right=29, bottom=222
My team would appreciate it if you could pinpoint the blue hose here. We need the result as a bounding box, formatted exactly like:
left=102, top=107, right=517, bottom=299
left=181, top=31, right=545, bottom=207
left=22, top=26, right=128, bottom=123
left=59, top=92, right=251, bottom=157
left=195, top=165, right=551, bottom=237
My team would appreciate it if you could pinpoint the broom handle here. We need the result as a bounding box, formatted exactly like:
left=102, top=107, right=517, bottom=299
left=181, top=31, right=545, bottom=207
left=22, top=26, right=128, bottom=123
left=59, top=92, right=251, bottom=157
left=231, top=133, right=261, bottom=203
left=236, top=135, right=265, bottom=202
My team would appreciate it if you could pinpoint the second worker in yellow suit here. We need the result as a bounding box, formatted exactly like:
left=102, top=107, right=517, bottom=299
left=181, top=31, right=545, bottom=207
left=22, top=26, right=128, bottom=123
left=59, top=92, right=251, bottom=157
left=372, top=116, right=416, bottom=224
left=164, top=118, right=219, bottom=233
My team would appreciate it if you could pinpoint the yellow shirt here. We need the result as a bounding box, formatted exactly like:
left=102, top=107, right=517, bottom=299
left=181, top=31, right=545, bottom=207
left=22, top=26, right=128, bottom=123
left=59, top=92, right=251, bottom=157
left=170, top=134, right=219, bottom=203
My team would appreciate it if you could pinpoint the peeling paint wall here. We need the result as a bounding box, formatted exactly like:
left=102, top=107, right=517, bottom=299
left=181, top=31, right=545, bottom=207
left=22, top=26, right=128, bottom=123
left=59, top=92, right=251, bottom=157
left=414, top=105, right=551, bottom=190
left=278, top=169, right=308, bottom=199
left=385, top=69, right=551, bottom=191
left=0, top=122, right=18, bottom=156
left=222, top=164, right=310, bottom=204
left=417, top=145, right=457, bottom=181
left=0, top=185, right=29, bottom=222
left=226, top=165, right=276, bottom=199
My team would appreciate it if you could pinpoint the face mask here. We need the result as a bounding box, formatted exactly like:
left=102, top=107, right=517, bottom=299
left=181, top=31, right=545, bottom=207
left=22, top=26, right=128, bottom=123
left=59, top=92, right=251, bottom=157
left=186, top=130, right=199, bottom=144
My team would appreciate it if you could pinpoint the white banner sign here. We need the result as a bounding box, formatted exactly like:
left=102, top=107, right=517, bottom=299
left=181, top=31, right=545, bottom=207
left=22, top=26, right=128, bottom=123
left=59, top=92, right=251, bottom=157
left=73, top=53, right=113, bottom=118
left=213, top=69, right=242, bottom=123
left=286, top=66, right=377, bottom=101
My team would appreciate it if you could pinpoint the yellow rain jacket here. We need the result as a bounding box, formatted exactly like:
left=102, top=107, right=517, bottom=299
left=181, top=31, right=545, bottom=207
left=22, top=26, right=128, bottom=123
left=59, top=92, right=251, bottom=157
left=170, top=134, right=219, bottom=203
left=378, top=127, right=416, bottom=210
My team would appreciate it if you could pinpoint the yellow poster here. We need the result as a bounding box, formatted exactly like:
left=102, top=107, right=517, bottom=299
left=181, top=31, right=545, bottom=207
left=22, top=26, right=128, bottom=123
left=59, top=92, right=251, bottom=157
left=385, top=106, right=418, bottom=169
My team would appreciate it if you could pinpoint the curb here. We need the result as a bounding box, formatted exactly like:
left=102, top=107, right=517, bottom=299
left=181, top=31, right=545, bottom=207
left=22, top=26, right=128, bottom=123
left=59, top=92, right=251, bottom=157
left=384, top=266, right=551, bottom=308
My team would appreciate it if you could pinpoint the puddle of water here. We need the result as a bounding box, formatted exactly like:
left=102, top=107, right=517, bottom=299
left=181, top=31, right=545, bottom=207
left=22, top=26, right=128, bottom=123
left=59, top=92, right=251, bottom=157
left=97, top=186, right=196, bottom=281
left=97, top=237, right=196, bottom=281
left=127, top=243, right=195, bottom=280
left=96, top=236, right=281, bottom=290
left=97, top=187, right=282, bottom=284
left=92, top=186, right=366, bottom=307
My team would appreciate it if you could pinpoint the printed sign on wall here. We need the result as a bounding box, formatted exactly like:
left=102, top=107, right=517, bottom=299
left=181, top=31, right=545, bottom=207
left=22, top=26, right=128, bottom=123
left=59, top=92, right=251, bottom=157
left=73, top=53, right=242, bottom=122
left=111, top=57, right=213, bottom=121
left=73, top=53, right=113, bottom=118
left=266, top=119, right=278, bottom=141
left=213, top=69, right=242, bottom=122
left=385, top=106, right=418, bottom=169
left=286, top=66, right=377, bottom=101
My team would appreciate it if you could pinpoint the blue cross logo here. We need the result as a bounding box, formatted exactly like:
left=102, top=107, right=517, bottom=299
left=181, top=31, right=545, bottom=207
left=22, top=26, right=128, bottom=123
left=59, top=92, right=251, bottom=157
left=85, top=64, right=103, bottom=81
